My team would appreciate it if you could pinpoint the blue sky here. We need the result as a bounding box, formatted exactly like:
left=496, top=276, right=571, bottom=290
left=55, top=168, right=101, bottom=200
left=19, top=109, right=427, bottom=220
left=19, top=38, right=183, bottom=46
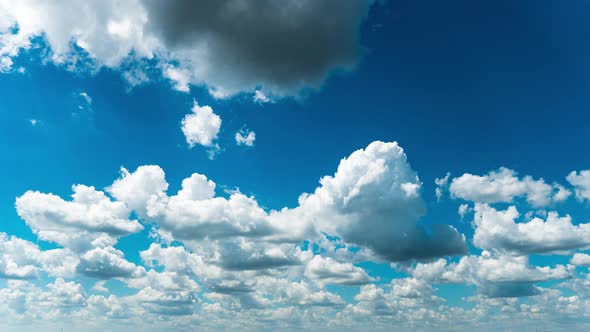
left=1, top=1, right=590, bottom=331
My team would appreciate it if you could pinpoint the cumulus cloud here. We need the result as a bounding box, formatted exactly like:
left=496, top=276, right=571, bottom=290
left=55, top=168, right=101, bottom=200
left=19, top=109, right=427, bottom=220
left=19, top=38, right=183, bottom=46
left=38, top=249, right=79, bottom=278
left=76, top=246, right=141, bottom=279
left=0, top=278, right=88, bottom=319
left=144, top=174, right=274, bottom=241
left=15, top=184, right=143, bottom=252
left=163, top=64, right=191, bottom=92
left=125, top=270, right=200, bottom=316
left=0, top=233, right=80, bottom=280
left=181, top=101, right=221, bottom=149
left=472, top=203, right=590, bottom=254
left=289, top=141, right=467, bottom=261
left=0, top=233, right=39, bottom=279
left=345, top=277, right=445, bottom=320
left=449, top=167, right=570, bottom=207
left=570, top=253, right=590, bottom=267
left=131, top=141, right=465, bottom=263
left=567, top=170, right=590, bottom=202
left=6, top=141, right=544, bottom=329
left=411, top=251, right=572, bottom=298
left=0, top=0, right=373, bottom=97
left=101, top=141, right=468, bottom=264
left=304, top=255, right=372, bottom=285
left=108, top=165, right=168, bottom=219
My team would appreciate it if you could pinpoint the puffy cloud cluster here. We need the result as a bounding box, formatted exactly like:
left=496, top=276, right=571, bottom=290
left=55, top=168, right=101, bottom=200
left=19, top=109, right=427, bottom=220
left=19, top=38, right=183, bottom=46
left=472, top=203, right=590, bottom=254
left=286, top=141, right=467, bottom=261
left=0, top=0, right=373, bottom=98
left=2, top=141, right=470, bottom=328
left=448, top=167, right=570, bottom=207
left=0, top=233, right=39, bottom=279
left=570, top=253, right=590, bottom=267
left=16, top=184, right=143, bottom=252
left=106, top=141, right=468, bottom=264
left=417, top=252, right=572, bottom=298
left=76, top=247, right=141, bottom=279
left=304, top=255, right=373, bottom=286
left=6, top=141, right=590, bottom=330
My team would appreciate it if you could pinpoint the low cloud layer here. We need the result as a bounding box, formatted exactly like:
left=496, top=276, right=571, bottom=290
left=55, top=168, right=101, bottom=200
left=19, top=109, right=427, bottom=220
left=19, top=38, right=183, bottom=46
left=5, top=144, right=590, bottom=331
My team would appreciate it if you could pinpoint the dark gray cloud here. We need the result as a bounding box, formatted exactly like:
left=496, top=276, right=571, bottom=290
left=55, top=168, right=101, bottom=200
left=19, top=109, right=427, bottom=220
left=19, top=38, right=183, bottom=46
left=480, top=282, right=541, bottom=298
left=143, top=0, right=373, bottom=95
left=366, top=224, right=468, bottom=262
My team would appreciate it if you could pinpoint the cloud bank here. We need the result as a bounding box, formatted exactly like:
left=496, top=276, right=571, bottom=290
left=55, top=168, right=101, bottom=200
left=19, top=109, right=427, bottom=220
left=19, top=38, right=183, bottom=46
left=5, top=143, right=590, bottom=331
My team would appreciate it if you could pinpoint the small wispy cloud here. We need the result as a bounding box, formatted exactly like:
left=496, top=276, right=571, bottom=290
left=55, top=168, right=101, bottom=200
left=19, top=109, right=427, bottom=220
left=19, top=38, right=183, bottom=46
left=235, top=126, right=256, bottom=147
left=253, top=90, right=270, bottom=104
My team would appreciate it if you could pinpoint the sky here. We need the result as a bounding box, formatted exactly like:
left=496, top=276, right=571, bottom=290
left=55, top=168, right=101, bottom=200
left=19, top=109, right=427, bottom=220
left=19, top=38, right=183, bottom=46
left=1, top=0, right=590, bottom=331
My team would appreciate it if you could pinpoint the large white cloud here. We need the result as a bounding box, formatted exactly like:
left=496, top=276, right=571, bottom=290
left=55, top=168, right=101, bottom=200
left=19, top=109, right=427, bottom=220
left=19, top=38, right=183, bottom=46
left=111, top=166, right=275, bottom=242
left=342, top=277, right=445, bottom=322
left=15, top=184, right=143, bottom=252
left=288, top=141, right=467, bottom=261
left=180, top=101, right=221, bottom=150
left=109, top=141, right=467, bottom=263
left=108, top=165, right=168, bottom=219
left=0, top=0, right=373, bottom=98
left=0, top=233, right=79, bottom=280
left=570, top=253, right=590, bottom=267
left=472, top=203, right=590, bottom=254
left=448, top=167, right=570, bottom=207
left=0, top=233, right=39, bottom=279
left=14, top=141, right=590, bottom=330
left=410, top=251, right=572, bottom=298
left=76, top=246, right=141, bottom=279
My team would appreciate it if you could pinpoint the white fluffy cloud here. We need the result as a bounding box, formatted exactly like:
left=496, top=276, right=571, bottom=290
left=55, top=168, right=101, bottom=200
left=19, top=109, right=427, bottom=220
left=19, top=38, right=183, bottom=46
left=570, top=253, right=590, bottom=267
left=109, top=141, right=466, bottom=263
left=449, top=167, right=570, bottom=207
left=163, top=65, right=191, bottom=92
left=0, top=233, right=79, bottom=280
left=76, top=246, right=141, bottom=279
left=10, top=140, right=590, bottom=330
left=289, top=141, right=467, bottom=261
left=0, top=0, right=372, bottom=97
left=411, top=251, right=572, bottom=297
left=472, top=203, right=590, bottom=254
left=181, top=101, right=221, bottom=149
left=108, top=165, right=168, bottom=219
left=3, top=139, right=473, bottom=330
left=0, top=233, right=39, bottom=279
left=15, top=185, right=143, bottom=252
left=344, top=277, right=445, bottom=321
left=304, top=255, right=372, bottom=285
left=567, top=170, right=590, bottom=202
